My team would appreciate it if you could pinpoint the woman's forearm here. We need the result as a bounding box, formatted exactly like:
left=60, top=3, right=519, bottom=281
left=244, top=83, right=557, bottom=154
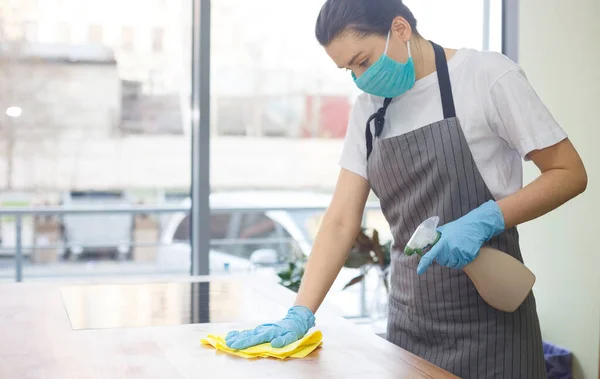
left=294, top=219, right=361, bottom=314
left=498, top=166, right=587, bottom=230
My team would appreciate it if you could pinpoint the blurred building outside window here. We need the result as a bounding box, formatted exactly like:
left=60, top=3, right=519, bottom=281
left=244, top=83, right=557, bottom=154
left=57, top=22, right=70, bottom=43
left=121, top=26, right=134, bottom=52
left=87, top=24, right=103, bottom=45
left=152, top=27, right=164, bottom=53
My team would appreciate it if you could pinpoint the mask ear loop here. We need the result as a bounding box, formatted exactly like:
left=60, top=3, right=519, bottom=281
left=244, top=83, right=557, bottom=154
left=383, top=31, right=391, bottom=55
left=385, top=31, right=412, bottom=61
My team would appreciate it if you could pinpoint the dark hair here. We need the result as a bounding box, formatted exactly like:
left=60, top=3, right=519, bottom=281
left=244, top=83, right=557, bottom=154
left=315, top=0, right=418, bottom=46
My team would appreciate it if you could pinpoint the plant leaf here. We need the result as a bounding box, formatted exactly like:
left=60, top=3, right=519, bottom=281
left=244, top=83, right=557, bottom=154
left=342, top=274, right=365, bottom=290
left=371, top=229, right=386, bottom=269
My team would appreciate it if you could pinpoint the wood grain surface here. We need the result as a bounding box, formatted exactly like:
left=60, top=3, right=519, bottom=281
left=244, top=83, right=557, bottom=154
left=0, top=275, right=458, bottom=379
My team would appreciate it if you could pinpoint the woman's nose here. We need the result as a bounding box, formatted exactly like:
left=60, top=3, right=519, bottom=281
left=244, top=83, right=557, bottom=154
left=352, top=68, right=366, bottom=78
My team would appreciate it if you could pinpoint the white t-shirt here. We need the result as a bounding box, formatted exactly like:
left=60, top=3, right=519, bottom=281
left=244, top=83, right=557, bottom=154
left=339, top=48, right=567, bottom=200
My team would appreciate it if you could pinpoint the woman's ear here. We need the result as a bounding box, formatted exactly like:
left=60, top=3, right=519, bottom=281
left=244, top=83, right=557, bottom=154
left=391, top=16, right=412, bottom=42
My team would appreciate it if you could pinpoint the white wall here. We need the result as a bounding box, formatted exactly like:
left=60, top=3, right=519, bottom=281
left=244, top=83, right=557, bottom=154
left=518, top=1, right=600, bottom=378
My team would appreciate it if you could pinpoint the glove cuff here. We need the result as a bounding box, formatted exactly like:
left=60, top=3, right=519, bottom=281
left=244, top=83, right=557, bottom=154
left=477, top=200, right=506, bottom=240
left=287, top=305, right=316, bottom=332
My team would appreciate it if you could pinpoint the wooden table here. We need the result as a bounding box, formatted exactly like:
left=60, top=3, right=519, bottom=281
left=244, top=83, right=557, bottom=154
left=0, top=275, right=457, bottom=379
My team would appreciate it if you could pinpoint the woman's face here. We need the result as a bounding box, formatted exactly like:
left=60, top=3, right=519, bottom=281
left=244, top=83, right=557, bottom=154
left=324, top=22, right=412, bottom=78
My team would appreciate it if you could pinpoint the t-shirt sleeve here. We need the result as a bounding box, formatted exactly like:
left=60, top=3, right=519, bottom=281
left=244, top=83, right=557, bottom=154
left=339, top=97, right=369, bottom=179
left=487, top=66, right=567, bottom=160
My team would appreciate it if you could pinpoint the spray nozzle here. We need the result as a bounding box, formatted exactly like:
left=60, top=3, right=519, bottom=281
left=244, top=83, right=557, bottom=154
left=404, top=216, right=441, bottom=256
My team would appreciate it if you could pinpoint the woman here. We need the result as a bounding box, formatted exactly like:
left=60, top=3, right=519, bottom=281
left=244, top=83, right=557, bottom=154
left=225, top=0, right=587, bottom=377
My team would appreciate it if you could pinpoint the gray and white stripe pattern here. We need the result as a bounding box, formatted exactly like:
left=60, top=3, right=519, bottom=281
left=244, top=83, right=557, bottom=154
left=367, top=117, right=546, bottom=378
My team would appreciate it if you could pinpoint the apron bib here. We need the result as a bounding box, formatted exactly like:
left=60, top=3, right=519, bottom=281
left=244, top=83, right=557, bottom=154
left=365, top=42, right=546, bottom=378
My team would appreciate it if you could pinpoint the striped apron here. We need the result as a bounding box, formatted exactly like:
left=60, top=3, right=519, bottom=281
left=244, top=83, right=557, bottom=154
left=365, top=42, right=547, bottom=378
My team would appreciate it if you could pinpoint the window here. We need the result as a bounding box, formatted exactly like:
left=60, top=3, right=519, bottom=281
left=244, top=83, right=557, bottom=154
left=172, top=216, right=190, bottom=243
left=4, top=0, right=192, bottom=280
left=238, top=213, right=277, bottom=240
left=88, top=24, right=103, bottom=45
left=235, top=213, right=293, bottom=261
left=172, top=214, right=232, bottom=243
left=152, top=28, right=164, bottom=52
left=209, top=214, right=232, bottom=240
left=170, top=211, right=304, bottom=263
left=403, top=0, right=503, bottom=52
left=121, top=26, right=134, bottom=51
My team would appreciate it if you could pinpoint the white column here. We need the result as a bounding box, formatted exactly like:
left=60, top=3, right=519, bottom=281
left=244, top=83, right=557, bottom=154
left=518, top=1, right=600, bottom=378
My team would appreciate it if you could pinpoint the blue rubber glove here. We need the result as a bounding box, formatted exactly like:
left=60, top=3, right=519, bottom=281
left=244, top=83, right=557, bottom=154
left=225, top=306, right=315, bottom=350
left=416, top=200, right=505, bottom=275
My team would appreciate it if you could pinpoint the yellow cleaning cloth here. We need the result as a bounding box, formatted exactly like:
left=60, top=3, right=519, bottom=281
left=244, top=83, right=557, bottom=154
left=200, top=330, right=323, bottom=359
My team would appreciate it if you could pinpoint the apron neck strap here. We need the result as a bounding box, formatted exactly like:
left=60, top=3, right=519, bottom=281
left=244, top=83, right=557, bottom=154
left=431, top=41, right=456, bottom=119
left=365, top=41, right=456, bottom=160
left=366, top=97, right=393, bottom=160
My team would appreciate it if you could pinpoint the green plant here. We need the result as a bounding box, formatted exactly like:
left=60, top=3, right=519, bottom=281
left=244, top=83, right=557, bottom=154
left=277, top=261, right=305, bottom=293
left=277, top=228, right=391, bottom=293
left=343, top=228, right=391, bottom=291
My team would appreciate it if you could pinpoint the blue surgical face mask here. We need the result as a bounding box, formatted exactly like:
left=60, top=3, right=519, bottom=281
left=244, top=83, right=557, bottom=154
left=352, top=32, right=416, bottom=98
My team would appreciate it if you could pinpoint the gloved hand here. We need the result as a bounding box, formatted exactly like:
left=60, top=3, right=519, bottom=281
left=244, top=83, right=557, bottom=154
left=417, top=200, right=505, bottom=275
left=225, top=306, right=315, bottom=350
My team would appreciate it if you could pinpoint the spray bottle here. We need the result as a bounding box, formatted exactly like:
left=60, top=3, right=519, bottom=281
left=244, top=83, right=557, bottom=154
left=405, top=216, right=535, bottom=313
